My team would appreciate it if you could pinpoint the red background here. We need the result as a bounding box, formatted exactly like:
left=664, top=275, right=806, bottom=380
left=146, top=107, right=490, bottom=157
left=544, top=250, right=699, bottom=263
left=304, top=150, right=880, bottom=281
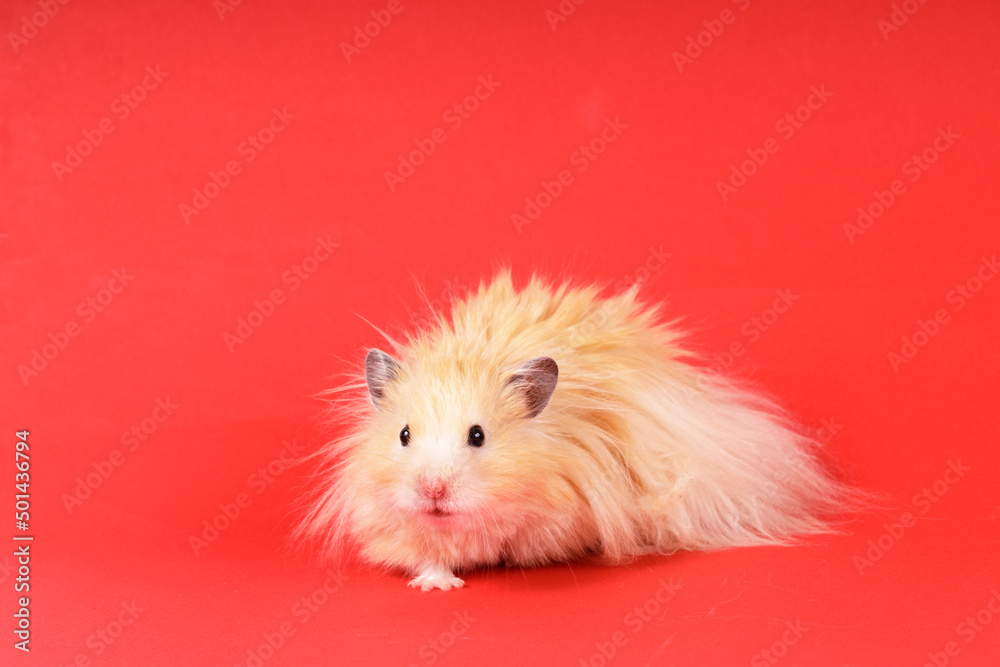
left=2, top=0, right=999, bottom=665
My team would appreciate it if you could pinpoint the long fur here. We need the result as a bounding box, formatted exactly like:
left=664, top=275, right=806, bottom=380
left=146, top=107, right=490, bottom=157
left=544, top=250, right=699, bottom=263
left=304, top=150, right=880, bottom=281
left=295, top=271, right=856, bottom=579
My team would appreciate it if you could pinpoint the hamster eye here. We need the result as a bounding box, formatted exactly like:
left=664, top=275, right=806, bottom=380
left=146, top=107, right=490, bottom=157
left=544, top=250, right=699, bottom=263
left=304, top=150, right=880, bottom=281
left=467, top=425, right=485, bottom=448
left=399, top=425, right=410, bottom=447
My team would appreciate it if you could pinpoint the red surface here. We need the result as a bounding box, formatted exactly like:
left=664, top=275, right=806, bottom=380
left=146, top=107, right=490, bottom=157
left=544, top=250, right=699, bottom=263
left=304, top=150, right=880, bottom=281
left=3, top=0, right=999, bottom=665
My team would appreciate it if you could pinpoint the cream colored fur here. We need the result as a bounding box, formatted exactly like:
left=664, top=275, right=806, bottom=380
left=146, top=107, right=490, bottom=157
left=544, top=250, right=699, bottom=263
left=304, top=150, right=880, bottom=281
left=297, top=271, right=853, bottom=590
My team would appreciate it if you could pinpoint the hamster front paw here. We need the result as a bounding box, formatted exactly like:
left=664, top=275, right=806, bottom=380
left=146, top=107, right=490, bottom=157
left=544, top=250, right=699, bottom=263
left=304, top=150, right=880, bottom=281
left=408, top=564, right=465, bottom=592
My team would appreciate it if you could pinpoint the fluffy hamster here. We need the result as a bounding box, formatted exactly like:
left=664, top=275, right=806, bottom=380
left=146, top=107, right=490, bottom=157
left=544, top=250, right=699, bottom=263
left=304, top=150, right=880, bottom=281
left=299, top=272, right=853, bottom=591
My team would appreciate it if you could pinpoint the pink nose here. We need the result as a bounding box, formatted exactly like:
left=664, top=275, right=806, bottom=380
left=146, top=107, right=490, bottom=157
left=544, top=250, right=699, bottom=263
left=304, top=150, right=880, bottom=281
left=423, top=480, right=446, bottom=500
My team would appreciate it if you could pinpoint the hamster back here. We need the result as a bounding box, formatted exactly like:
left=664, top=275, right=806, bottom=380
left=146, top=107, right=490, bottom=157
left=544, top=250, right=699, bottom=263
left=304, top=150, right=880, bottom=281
left=299, top=271, right=852, bottom=591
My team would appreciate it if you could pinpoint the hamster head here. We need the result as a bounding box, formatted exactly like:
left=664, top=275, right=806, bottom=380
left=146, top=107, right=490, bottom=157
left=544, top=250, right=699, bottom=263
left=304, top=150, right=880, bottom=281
left=355, top=348, right=559, bottom=537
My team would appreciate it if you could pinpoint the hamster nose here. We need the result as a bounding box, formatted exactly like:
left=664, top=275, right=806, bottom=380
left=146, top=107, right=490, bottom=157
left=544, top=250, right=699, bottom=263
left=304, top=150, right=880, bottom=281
left=422, top=479, right=447, bottom=500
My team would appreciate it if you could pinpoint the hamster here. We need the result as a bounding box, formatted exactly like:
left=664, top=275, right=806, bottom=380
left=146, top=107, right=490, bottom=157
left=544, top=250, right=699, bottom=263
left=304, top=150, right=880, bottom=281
left=298, top=271, right=855, bottom=591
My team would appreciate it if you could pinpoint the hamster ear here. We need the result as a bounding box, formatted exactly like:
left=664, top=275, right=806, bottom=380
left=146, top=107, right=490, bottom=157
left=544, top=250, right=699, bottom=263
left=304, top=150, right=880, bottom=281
left=365, top=349, right=401, bottom=410
left=505, top=357, right=558, bottom=419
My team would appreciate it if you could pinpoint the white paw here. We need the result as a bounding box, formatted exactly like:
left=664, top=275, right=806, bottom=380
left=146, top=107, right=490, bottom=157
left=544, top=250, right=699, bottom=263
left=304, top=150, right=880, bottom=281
left=407, top=565, right=465, bottom=592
